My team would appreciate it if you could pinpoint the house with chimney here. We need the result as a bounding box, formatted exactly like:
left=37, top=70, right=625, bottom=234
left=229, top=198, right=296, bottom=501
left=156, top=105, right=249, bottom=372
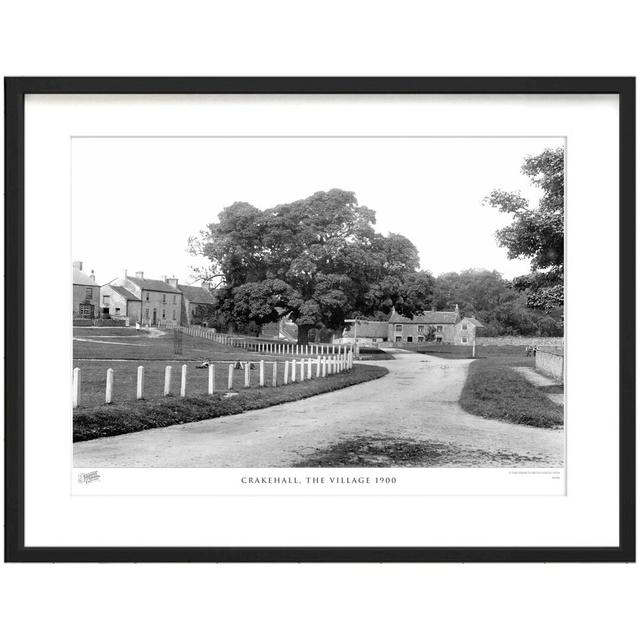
left=103, top=271, right=183, bottom=327
left=340, top=305, right=483, bottom=346
left=388, top=306, right=483, bottom=345
left=72, top=260, right=100, bottom=319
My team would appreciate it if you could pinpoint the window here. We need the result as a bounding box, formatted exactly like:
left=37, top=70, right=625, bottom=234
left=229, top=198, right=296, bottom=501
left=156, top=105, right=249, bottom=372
left=395, top=336, right=402, bottom=342
left=145, top=292, right=150, bottom=301
left=417, top=335, right=424, bottom=343
left=162, top=309, right=166, bottom=319
left=102, top=295, right=110, bottom=305
left=436, top=325, right=443, bottom=331
left=173, top=295, right=177, bottom=304
left=407, top=336, right=413, bottom=343
left=436, top=337, right=442, bottom=343
left=395, top=324, right=402, bottom=332
left=79, top=303, right=93, bottom=318
left=145, top=308, right=149, bottom=319
left=115, top=307, right=121, bottom=313
left=162, top=294, right=166, bottom=304
left=417, top=325, right=425, bottom=333
left=173, top=309, right=176, bottom=321
left=86, top=287, right=93, bottom=299
left=462, top=337, right=468, bottom=343
left=462, top=323, right=468, bottom=330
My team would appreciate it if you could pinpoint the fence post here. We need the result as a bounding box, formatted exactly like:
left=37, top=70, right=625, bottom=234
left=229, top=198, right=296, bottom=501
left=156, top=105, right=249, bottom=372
left=180, top=364, right=187, bottom=397
left=307, top=358, right=312, bottom=379
left=72, top=367, right=81, bottom=408
left=208, top=364, right=215, bottom=394
left=272, top=361, right=277, bottom=387
left=322, top=357, right=327, bottom=377
left=316, top=356, right=321, bottom=377
left=228, top=364, right=234, bottom=390
left=105, top=368, right=114, bottom=404
left=291, top=359, right=296, bottom=382
left=164, top=365, right=172, bottom=396
left=284, top=360, right=289, bottom=385
left=299, top=359, right=305, bottom=381
left=136, top=365, right=144, bottom=400
left=244, top=363, right=250, bottom=388
left=259, top=360, right=265, bottom=387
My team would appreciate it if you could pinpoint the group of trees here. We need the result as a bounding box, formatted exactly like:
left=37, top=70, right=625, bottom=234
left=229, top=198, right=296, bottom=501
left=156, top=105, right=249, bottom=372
left=189, top=189, right=435, bottom=343
left=190, top=147, right=564, bottom=340
left=433, top=269, right=562, bottom=336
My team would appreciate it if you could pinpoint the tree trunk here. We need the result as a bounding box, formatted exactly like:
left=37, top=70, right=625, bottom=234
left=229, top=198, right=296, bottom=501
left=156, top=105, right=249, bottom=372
left=297, top=324, right=312, bottom=345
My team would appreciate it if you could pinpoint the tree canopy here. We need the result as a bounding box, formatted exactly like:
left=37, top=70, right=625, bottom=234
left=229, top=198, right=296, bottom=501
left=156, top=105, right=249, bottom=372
left=190, top=189, right=434, bottom=341
left=433, top=269, right=562, bottom=336
left=485, top=147, right=564, bottom=310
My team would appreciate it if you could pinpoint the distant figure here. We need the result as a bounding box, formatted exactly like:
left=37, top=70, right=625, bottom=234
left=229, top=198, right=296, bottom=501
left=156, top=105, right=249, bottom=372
left=525, top=346, right=532, bottom=357
left=196, top=359, right=211, bottom=369
left=533, top=345, right=538, bottom=357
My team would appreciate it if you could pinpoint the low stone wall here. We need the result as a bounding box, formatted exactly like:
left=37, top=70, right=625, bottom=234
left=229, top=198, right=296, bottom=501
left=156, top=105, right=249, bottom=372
left=535, top=347, right=565, bottom=382
left=476, top=336, right=564, bottom=347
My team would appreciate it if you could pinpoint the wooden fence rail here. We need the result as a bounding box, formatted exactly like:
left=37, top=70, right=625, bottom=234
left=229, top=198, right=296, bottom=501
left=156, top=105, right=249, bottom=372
left=179, top=325, right=350, bottom=356
left=72, top=352, right=355, bottom=408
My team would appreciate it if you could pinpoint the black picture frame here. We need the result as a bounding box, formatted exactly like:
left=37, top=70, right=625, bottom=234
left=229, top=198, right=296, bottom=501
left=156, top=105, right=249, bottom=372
left=4, top=77, right=636, bottom=563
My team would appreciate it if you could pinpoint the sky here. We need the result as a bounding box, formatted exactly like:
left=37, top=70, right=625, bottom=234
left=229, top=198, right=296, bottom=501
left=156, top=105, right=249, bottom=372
left=71, top=136, right=563, bottom=286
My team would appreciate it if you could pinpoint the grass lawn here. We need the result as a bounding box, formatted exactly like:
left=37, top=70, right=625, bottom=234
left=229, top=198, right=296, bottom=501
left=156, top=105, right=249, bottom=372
left=356, top=347, right=395, bottom=361
left=73, top=327, right=353, bottom=408
left=73, top=364, right=388, bottom=442
left=73, top=326, right=295, bottom=361
left=457, top=347, right=563, bottom=428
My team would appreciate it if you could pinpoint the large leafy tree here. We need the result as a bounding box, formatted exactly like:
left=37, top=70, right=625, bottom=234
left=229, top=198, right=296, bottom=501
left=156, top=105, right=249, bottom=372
left=485, top=147, right=564, bottom=310
left=190, top=189, right=433, bottom=342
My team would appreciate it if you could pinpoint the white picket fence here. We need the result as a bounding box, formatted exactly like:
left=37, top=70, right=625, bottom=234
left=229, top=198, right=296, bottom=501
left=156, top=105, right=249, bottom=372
left=180, top=325, right=347, bottom=356
left=72, top=352, right=354, bottom=408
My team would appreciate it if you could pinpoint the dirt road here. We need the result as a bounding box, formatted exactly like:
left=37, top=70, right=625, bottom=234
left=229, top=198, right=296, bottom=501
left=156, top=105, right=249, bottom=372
left=73, top=353, right=564, bottom=468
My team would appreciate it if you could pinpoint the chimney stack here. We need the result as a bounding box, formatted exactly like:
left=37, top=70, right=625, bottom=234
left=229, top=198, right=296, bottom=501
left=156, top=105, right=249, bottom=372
left=135, top=271, right=144, bottom=279
left=166, top=276, right=179, bottom=289
left=90, top=269, right=96, bottom=282
left=73, top=260, right=83, bottom=271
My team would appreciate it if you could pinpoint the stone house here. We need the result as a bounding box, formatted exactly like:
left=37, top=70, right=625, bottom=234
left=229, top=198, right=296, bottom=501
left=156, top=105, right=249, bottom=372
left=99, top=284, right=142, bottom=324
left=389, top=306, right=483, bottom=345
left=177, top=284, right=217, bottom=326
left=72, top=261, right=100, bottom=319
left=105, top=271, right=182, bottom=327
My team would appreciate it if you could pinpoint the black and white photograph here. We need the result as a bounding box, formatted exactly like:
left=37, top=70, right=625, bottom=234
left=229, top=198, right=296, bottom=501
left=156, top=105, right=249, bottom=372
left=71, top=136, right=565, bottom=473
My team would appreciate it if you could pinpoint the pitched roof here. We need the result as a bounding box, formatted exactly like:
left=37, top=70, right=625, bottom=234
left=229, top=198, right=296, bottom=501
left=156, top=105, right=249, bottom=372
left=343, top=320, right=388, bottom=339
left=178, top=284, right=217, bottom=304
left=127, top=276, right=179, bottom=293
left=461, top=316, right=484, bottom=328
left=73, top=267, right=98, bottom=286
left=105, top=285, right=141, bottom=301
left=389, top=309, right=459, bottom=324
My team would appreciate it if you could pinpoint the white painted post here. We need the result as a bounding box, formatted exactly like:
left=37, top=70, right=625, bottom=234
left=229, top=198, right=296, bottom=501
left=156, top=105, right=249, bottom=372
left=272, top=361, right=277, bottom=387
left=316, top=356, right=321, bottom=378
left=472, top=339, right=476, bottom=358
left=164, top=365, right=172, bottom=396
left=299, top=359, right=305, bottom=381
left=180, top=364, right=187, bottom=397
left=307, top=358, right=312, bottom=379
left=259, top=360, right=265, bottom=387
left=284, top=360, right=289, bottom=385
left=73, top=367, right=81, bottom=408
left=244, top=363, right=250, bottom=388
left=321, top=357, right=327, bottom=377
left=228, top=364, right=234, bottom=390
left=291, top=359, right=297, bottom=382
left=208, top=364, right=215, bottom=394
left=105, top=368, right=114, bottom=404
left=137, top=365, right=144, bottom=400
